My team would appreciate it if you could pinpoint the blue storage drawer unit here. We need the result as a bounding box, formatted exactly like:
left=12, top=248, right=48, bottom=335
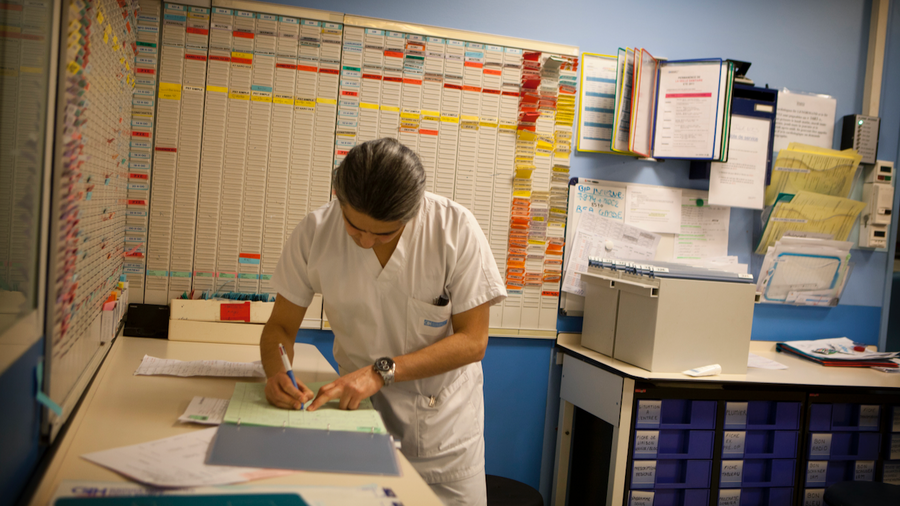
left=627, top=489, right=709, bottom=506
left=804, top=459, right=876, bottom=487
left=635, top=399, right=716, bottom=430
left=630, top=460, right=712, bottom=489
left=716, top=487, right=793, bottom=506
left=808, top=403, right=882, bottom=432
left=633, top=430, right=714, bottom=460
left=808, top=432, right=881, bottom=460
left=719, top=459, right=796, bottom=488
left=722, top=430, right=798, bottom=459
left=724, top=401, right=801, bottom=431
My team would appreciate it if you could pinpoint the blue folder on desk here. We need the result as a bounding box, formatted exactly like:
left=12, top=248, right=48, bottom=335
left=207, top=423, right=400, bottom=476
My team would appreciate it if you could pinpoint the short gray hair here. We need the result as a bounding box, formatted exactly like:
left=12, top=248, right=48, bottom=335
left=332, top=138, right=426, bottom=223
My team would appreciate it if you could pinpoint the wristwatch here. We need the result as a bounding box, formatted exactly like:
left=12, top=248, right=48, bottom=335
left=374, top=357, right=396, bottom=387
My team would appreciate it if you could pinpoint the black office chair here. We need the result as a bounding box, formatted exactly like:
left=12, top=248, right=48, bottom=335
left=824, top=481, right=900, bottom=506
left=486, top=475, right=543, bottom=506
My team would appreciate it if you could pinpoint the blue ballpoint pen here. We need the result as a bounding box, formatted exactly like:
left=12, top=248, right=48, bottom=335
left=278, top=343, right=303, bottom=409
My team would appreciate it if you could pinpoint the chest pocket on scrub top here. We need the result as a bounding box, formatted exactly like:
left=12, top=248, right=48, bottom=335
left=405, top=297, right=452, bottom=354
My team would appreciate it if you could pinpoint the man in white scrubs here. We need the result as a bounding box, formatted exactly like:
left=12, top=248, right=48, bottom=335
left=260, top=138, right=507, bottom=506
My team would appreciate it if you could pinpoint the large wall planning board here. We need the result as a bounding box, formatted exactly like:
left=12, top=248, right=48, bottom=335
left=133, top=0, right=580, bottom=333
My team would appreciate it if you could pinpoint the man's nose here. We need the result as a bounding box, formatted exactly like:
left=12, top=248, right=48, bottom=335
left=359, top=233, right=376, bottom=248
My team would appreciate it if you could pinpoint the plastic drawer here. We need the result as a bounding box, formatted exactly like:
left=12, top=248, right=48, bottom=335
left=891, top=405, right=900, bottom=432
left=885, top=433, right=900, bottom=460
left=630, top=460, right=712, bottom=489
left=716, top=487, right=793, bottom=506
left=719, top=459, right=795, bottom=488
left=722, top=430, right=798, bottom=459
left=802, top=488, right=826, bottom=506
left=808, top=432, right=881, bottom=460
left=633, top=430, right=714, bottom=460
left=635, top=399, right=717, bottom=430
left=724, top=401, right=801, bottom=431
left=808, top=403, right=881, bottom=432
left=627, top=489, right=708, bottom=506
left=804, top=459, right=876, bottom=487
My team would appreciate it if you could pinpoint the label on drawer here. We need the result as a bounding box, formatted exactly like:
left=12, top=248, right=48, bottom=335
left=893, top=406, right=900, bottom=432
left=892, top=434, right=900, bottom=460
left=725, top=402, right=748, bottom=427
left=854, top=460, right=875, bottom=481
left=858, top=405, right=880, bottom=428
left=810, top=434, right=832, bottom=457
left=723, top=431, right=746, bottom=455
left=718, top=489, right=741, bottom=506
left=806, top=461, right=828, bottom=484
left=636, top=400, right=661, bottom=426
left=633, top=431, right=659, bottom=456
left=632, top=461, right=656, bottom=485
left=883, top=461, right=900, bottom=485
left=628, top=491, right=654, bottom=506
left=720, top=460, right=744, bottom=485
left=803, top=489, right=825, bottom=506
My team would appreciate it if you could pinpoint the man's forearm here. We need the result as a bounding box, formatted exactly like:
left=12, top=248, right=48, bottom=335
left=260, top=322, right=297, bottom=378
left=393, top=328, right=487, bottom=383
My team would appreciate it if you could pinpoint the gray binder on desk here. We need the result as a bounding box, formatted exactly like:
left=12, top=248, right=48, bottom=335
left=207, top=423, right=400, bottom=476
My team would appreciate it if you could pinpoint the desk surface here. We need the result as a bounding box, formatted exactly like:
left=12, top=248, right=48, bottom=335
left=558, top=333, right=900, bottom=389
left=31, top=336, right=442, bottom=506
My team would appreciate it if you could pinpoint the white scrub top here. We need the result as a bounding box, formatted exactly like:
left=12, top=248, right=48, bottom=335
left=273, top=192, right=506, bottom=483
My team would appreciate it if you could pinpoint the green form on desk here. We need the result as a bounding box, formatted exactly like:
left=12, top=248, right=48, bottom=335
left=224, top=382, right=388, bottom=434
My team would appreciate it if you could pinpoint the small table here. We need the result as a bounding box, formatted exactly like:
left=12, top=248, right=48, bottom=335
left=31, top=335, right=442, bottom=506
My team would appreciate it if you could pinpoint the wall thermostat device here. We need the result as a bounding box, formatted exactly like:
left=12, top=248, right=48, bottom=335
left=840, top=114, right=880, bottom=164
left=859, top=160, right=894, bottom=249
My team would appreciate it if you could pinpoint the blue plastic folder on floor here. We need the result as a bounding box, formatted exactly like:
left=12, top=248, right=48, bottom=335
left=207, top=423, right=400, bottom=476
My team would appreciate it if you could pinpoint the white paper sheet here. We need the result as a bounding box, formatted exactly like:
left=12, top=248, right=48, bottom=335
left=773, top=90, right=837, bottom=152
left=748, top=353, right=788, bottom=370
left=709, top=115, right=770, bottom=209
left=81, top=428, right=292, bottom=487
left=562, top=212, right=661, bottom=296
left=134, top=355, right=265, bottom=378
left=178, top=397, right=229, bottom=425
left=625, top=185, right=682, bottom=234
left=675, top=195, right=730, bottom=261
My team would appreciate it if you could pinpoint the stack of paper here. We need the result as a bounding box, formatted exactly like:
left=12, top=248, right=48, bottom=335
left=764, top=143, right=862, bottom=207
left=125, top=1, right=163, bottom=302
left=259, top=16, right=301, bottom=294
left=308, top=22, right=341, bottom=210
left=488, top=47, right=522, bottom=327
left=237, top=13, right=278, bottom=295
left=167, top=5, right=210, bottom=300
left=433, top=39, right=464, bottom=199
left=335, top=26, right=362, bottom=169
left=144, top=2, right=189, bottom=304
left=192, top=7, right=233, bottom=295
left=757, top=236, right=853, bottom=305
left=419, top=37, right=445, bottom=190
left=756, top=191, right=865, bottom=254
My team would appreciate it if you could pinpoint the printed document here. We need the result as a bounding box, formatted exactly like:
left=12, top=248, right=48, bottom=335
left=773, top=90, right=836, bottom=152
left=81, top=428, right=292, bottom=487
left=625, top=185, right=682, bottom=234
left=578, top=54, right=618, bottom=152
left=675, top=195, right=730, bottom=261
left=134, top=355, right=265, bottom=378
left=652, top=61, right=723, bottom=159
left=178, top=397, right=229, bottom=425
left=764, top=143, right=860, bottom=206
left=709, top=115, right=770, bottom=209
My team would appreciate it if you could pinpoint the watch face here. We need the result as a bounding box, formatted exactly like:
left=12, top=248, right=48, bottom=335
left=376, top=358, right=391, bottom=371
